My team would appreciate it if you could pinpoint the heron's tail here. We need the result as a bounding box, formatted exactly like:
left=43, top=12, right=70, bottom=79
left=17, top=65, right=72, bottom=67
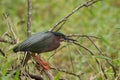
left=13, top=46, right=19, bottom=53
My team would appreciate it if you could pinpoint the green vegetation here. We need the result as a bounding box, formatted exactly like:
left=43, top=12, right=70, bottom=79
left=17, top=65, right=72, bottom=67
left=0, top=0, right=120, bottom=80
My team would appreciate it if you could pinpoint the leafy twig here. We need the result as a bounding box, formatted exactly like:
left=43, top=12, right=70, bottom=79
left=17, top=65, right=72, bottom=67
left=0, top=48, right=5, bottom=56
left=71, top=41, right=107, bottom=79
left=33, top=54, right=54, bottom=80
left=86, top=36, right=117, bottom=78
left=3, top=13, right=17, bottom=40
left=27, top=0, right=32, bottom=37
left=22, top=0, right=32, bottom=66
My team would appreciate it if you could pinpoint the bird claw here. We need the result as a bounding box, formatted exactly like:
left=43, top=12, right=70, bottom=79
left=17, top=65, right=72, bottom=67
left=39, top=61, right=50, bottom=70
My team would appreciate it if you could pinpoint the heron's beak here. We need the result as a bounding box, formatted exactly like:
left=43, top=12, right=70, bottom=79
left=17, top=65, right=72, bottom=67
left=61, top=36, right=77, bottom=43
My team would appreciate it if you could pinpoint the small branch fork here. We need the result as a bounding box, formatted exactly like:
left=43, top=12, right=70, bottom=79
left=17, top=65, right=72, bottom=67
left=49, top=0, right=102, bottom=32
left=0, top=13, right=17, bottom=45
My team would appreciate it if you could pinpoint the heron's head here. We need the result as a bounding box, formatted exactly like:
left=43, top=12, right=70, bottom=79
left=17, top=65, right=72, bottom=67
left=53, top=32, right=65, bottom=38
left=52, top=32, right=77, bottom=42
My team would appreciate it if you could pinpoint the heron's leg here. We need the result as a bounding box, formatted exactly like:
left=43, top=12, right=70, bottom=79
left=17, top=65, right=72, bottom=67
left=32, top=53, right=50, bottom=70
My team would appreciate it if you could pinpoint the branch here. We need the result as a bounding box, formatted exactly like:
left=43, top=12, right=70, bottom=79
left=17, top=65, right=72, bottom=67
left=72, top=41, right=107, bottom=79
left=51, top=67, right=84, bottom=79
left=49, top=0, right=102, bottom=32
left=0, top=37, right=16, bottom=44
left=0, top=48, right=5, bottom=56
left=27, top=0, right=32, bottom=37
left=7, top=69, right=43, bottom=80
left=67, top=34, right=101, bottom=39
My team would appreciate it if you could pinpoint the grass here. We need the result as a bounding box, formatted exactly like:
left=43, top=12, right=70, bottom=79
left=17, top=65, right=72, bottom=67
left=0, top=0, right=120, bottom=80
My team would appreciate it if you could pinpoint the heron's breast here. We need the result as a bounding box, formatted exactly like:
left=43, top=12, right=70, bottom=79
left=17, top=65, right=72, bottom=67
left=42, top=36, right=60, bottom=52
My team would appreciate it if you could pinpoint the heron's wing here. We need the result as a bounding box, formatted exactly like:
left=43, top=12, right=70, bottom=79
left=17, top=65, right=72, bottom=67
left=14, top=32, right=53, bottom=53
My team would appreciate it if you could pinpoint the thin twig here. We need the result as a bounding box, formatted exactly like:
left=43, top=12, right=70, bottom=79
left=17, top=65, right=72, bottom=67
left=2, top=13, right=17, bottom=44
left=28, top=73, right=43, bottom=80
left=49, top=0, right=101, bottom=32
left=48, top=45, right=68, bottom=61
left=86, top=36, right=117, bottom=78
left=51, top=67, right=83, bottom=79
left=69, top=53, right=75, bottom=72
left=0, top=48, right=5, bottom=56
left=34, top=59, right=54, bottom=80
left=55, top=20, right=66, bottom=32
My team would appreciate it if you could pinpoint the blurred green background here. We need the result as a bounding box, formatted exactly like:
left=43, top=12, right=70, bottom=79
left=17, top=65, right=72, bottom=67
left=0, top=0, right=120, bottom=80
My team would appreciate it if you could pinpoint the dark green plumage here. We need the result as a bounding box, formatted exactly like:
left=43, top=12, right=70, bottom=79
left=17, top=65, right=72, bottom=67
left=13, top=31, right=65, bottom=53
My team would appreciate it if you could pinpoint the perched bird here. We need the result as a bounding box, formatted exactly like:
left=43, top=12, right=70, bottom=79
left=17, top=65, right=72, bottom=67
left=13, top=31, right=66, bottom=53
left=13, top=31, right=72, bottom=70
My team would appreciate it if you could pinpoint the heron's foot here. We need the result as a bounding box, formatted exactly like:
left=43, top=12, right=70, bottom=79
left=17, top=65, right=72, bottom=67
left=32, top=53, right=50, bottom=70
left=38, top=60, right=50, bottom=70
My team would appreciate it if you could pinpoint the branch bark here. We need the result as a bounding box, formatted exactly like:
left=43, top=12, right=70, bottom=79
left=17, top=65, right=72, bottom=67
left=27, top=0, right=32, bottom=37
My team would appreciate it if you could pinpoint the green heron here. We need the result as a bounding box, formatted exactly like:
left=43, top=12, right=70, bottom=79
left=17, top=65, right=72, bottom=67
left=13, top=31, right=75, bottom=70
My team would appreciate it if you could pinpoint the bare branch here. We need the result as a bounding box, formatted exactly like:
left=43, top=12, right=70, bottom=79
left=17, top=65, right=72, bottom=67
left=27, top=0, right=32, bottom=37
left=49, top=0, right=102, bottom=32
left=51, top=67, right=84, bottom=79
left=86, top=36, right=117, bottom=78
left=67, top=34, right=100, bottom=39
left=0, top=48, right=5, bottom=56
left=3, top=13, right=17, bottom=40
left=22, top=0, right=32, bottom=66
left=0, top=37, right=16, bottom=44
left=72, top=41, right=107, bottom=79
